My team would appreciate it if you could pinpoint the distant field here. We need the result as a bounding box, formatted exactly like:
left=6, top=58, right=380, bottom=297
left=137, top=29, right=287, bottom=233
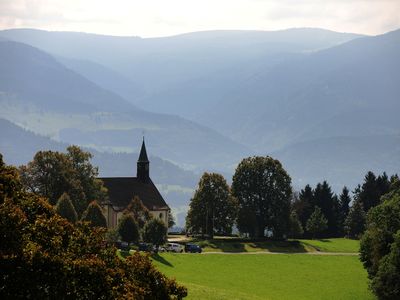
left=153, top=253, right=373, bottom=300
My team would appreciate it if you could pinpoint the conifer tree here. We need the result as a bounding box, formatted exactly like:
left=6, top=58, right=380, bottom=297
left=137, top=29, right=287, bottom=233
left=288, top=211, right=304, bottom=238
left=55, top=193, right=78, bottom=223
left=338, top=186, right=351, bottom=235
left=118, top=213, right=140, bottom=244
left=344, top=200, right=366, bottom=238
left=124, top=196, right=151, bottom=229
left=306, top=207, right=328, bottom=239
left=81, top=201, right=107, bottom=228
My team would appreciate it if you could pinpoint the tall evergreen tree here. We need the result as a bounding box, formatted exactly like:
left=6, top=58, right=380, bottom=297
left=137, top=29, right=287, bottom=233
left=338, top=186, right=351, bottom=235
left=288, top=211, right=304, bottom=239
left=55, top=193, right=78, bottom=224
left=313, top=181, right=339, bottom=237
left=81, top=201, right=107, bottom=228
left=293, top=184, right=315, bottom=231
left=344, top=200, right=366, bottom=238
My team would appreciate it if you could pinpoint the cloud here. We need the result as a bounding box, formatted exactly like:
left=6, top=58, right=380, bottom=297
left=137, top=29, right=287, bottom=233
left=0, top=0, right=399, bottom=37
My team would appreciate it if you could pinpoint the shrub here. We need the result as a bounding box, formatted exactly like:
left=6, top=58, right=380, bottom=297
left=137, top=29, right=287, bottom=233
left=81, top=200, right=107, bottom=227
left=118, top=213, right=140, bottom=243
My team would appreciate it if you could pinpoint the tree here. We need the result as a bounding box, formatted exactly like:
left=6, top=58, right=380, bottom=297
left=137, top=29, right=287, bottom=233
left=344, top=200, right=366, bottom=239
left=338, top=186, right=351, bottom=235
left=370, top=230, right=400, bottom=300
left=288, top=211, right=304, bottom=239
left=186, top=173, right=238, bottom=238
left=306, top=207, right=328, bottom=239
left=81, top=201, right=107, bottom=228
left=232, top=156, right=292, bottom=238
left=124, top=196, right=151, bottom=229
left=293, top=184, right=315, bottom=231
left=360, top=181, right=400, bottom=300
left=118, top=213, right=140, bottom=244
left=55, top=192, right=78, bottom=223
left=168, top=210, right=176, bottom=229
left=313, top=181, right=339, bottom=237
left=142, top=218, right=168, bottom=250
left=19, top=146, right=107, bottom=217
left=0, top=155, right=187, bottom=299
left=354, top=171, right=390, bottom=213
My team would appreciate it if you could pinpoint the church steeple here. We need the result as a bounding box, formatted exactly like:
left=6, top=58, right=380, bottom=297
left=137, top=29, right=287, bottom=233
left=137, top=138, right=150, bottom=182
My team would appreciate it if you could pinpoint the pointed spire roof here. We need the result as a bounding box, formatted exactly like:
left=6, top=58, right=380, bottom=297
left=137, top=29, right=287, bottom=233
left=138, top=138, right=149, bottom=162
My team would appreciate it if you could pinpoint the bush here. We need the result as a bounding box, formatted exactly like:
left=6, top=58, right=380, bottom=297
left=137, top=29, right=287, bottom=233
left=81, top=201, right=107, bottom=227
left=55, top=192, right=78, bottom=223
left=143, top=218, right=168, bottom=248
left=118, top=213, right=140, bottom=244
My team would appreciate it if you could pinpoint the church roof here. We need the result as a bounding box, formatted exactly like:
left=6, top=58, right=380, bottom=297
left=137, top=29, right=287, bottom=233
left=100, top=177, right=169, bottom=211
left=138, top=139, right=149, bottom=162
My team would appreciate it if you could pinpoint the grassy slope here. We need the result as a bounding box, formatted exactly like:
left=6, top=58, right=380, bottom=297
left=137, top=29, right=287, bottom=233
left=299, top=238, right=360, bottom=253
left=188, top=238, right=359, bottom=253
left=153, top=253, right=373, bottom=300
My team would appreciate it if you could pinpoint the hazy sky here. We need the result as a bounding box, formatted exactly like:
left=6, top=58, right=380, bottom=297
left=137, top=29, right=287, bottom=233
left=0, top=0, right=399, bottom=37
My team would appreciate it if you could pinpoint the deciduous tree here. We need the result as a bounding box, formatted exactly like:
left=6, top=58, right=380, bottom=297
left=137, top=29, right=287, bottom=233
left=142, top=218, right=168, bottom=249
left=232, top=156, right=292, bottom=238
left=186, top=172, right=238, bottom=238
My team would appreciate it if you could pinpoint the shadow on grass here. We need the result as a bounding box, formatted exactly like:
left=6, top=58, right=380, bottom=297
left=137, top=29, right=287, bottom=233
left=195, top=238, right=308, bottom=253
left=151, top=254, right=174, bottom=267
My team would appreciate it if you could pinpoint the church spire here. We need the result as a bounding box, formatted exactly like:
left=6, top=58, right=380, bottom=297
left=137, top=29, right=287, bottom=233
left=137, top=138, right=150, bottom=182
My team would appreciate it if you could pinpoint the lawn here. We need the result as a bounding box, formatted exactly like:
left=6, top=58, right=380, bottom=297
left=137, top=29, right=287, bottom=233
left=153, top=253, right=373, bottom=300
left=299, top=238, right=360, bottom=253
left=188, top=237, right=359, bottom=253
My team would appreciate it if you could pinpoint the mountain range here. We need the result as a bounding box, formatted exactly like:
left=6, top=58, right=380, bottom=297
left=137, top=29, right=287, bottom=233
left=0, top=27, right=399, bottom=196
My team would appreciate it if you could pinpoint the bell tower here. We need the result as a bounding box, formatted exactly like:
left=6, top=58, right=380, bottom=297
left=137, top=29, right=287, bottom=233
left=137, top=138, right=150, bottom=182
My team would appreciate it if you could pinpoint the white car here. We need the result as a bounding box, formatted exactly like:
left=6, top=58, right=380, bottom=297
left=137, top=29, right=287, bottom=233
left=166, top=243, right=184, bottom=253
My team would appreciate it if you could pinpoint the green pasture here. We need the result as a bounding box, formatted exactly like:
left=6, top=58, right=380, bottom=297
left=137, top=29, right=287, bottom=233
left=190, top=238, right=359, bottom=253
left=153, top=253, right=373, bottom=300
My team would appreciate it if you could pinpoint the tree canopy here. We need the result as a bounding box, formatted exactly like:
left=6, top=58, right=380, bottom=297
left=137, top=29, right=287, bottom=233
left=232, top=156, right=292, bottom=238
left=19, top=146, right=107, bottom=216
left=186, top=172, right=237, bottom=238
left=0, top=154, right=187, bottom=299
left=142, top=218, right=168, bottom=248
left=306, top=207, right=328, bottom=239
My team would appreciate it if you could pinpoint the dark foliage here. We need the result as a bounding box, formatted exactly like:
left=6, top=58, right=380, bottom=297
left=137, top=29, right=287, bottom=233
left=118, top=213, right=140, bottom=244
left=81, top=201, right=107, bottom=228
left=55, top=192, right=78, bottom=223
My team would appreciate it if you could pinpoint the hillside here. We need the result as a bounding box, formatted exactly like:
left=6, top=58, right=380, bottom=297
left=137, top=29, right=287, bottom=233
left=0, top=118, right=196, bottom=212
left=0, top=40, right=250, bottom=172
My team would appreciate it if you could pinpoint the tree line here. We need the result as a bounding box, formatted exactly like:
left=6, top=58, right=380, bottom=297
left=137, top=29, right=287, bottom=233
left=186, top=156, right=398, bottom=240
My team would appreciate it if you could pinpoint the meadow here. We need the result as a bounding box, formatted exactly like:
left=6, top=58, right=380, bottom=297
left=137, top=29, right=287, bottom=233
left=152, top=253, right=373, bottom=300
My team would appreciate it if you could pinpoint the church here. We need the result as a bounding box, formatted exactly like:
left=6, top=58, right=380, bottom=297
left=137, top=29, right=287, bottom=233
left=99, top=139, right=170, bottom=228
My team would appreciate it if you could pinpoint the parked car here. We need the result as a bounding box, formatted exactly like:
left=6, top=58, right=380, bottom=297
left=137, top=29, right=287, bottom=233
left=166, top=243, right=184, bottom=253
left=138, top=242, right=152, bottom=252
left=184, top=243, right=202, bottom=253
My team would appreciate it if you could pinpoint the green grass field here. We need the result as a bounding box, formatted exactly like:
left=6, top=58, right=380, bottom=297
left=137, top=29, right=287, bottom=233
left=189, top=238, right=360, bottom=253
left=152, top=253, right=373, bottom=300
left=299, top=238, right=360, bottom=253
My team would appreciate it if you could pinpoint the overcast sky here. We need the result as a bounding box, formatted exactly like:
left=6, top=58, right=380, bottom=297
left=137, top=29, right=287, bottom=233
left=0, top=0, right=399, bottom=37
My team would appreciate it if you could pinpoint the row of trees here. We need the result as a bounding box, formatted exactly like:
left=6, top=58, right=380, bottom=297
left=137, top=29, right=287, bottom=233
left=187, top=156, right=292, bottom=238
left=186, top=155, right=398, bottom=240
left=0, top=154, right=187, bottom=298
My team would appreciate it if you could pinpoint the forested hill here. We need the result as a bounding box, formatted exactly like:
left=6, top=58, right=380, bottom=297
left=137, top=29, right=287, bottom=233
left=0, top=118, right=197, bottom=189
